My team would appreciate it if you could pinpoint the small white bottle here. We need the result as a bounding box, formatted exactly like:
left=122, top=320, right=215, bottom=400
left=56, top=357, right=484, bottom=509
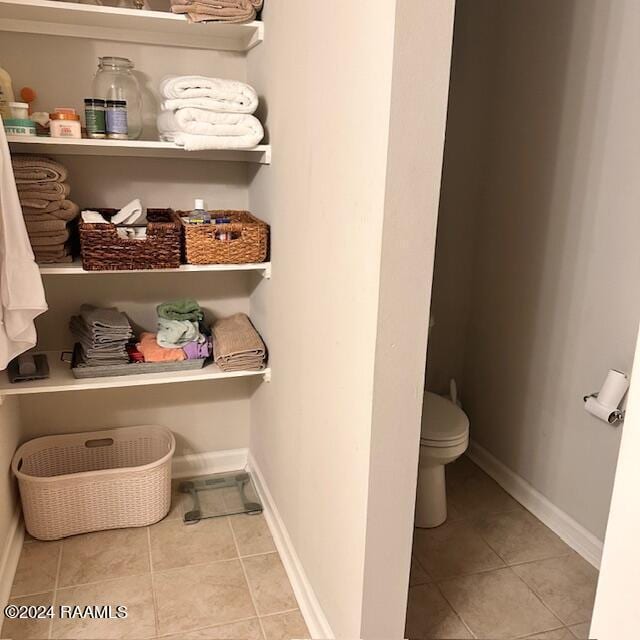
left=187, top=199, right=211, bottom=224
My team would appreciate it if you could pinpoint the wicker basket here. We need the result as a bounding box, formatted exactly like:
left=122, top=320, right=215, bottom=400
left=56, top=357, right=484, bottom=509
left=12, top=425, right=175, bottom=540
left=79, top=208, right=182, bottom=271
left=180, top=210, right=269, bottom=265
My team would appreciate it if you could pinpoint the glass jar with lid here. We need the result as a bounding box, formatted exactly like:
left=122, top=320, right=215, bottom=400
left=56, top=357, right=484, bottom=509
left=91, top=57, right=143, bottom=140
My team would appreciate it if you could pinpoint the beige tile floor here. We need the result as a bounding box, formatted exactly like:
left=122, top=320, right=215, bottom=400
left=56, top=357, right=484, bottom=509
left=3, top=480, right=310, bottom=640
left=406, top=456, right=599, bottom=640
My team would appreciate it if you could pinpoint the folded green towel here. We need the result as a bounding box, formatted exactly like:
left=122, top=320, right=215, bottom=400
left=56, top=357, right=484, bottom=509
left=157, top=298, right=204, bottom=322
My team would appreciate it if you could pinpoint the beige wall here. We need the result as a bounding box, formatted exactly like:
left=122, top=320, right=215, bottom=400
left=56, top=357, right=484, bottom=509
left=592, top=326, right=640, bottom=639
left=361, top=1, right=454, bottom=637
left=247, top=1, right=397, bottom=636
left=430, top=0, right=640, bottom=541
left=248, top=0, right=454, bottom=636
left=0, top=398, right=22, bottom=604
left=425, top=0, right=498, bottom=394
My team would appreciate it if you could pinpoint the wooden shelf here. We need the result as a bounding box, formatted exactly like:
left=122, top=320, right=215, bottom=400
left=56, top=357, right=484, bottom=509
left=0, top=0, right=263, bottom=50
left=39, top=260, right=272, bottom=278
left=0, top=351, right=270, bottom=399
left=8, top=136, right=272, bottom=164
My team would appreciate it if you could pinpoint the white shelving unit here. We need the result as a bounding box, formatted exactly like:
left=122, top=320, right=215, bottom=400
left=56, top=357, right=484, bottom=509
left=0, top=352, right=271, bottom=400
left=39, top=260, right=272, bottom=278
left=0, top=0, right=264, bottom=50
left=1, top=2, right=271, bottom=397
left=7, top=136, right=272, bottom=164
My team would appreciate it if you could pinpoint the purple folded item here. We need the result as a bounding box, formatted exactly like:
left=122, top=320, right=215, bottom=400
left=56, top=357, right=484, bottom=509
left=183, top=337, right=212, bottom=360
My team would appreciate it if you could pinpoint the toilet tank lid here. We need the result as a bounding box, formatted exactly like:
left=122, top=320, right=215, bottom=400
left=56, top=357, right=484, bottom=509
left=421, top=392, right=469, bottom=442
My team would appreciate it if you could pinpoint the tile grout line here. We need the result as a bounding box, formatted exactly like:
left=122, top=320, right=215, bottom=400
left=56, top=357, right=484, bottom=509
left=432, top=563, right=510, bottom=584
left=37, top=538, right=279, bottom=593
left=228, top=517, right=267, bottom=640
left=505, top=550, right=575, bottom=569
left=259, top=608, right=301, bottom=619
left=505, top=565, right=568, bottom=629
left=48, top=540, right=64, bottom=640
left=153, top=614, right=261, bottom=639
left=146, top=526, right=161, bottom=639
left=461, top=508, right=575, bottom=570
left=50, top=568, right=153, bottom=593
left=431, top=581, right=477, bottom=639
left=514, top=624, right=569, bottom=639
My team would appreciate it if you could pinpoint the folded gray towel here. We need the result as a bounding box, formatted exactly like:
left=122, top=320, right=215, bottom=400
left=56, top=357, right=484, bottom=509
left=70, top=305, right=133, bottom=367
left=79, top=305, right=132, bottom=332
left=70, top=316, right=131, bottom=346
left=76, top=345, right=129, bottom=367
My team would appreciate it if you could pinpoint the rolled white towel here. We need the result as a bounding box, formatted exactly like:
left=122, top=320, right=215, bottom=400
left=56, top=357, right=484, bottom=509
left=157, top=109, right=264, bottom=151
left=159, top=76, right=258, bottom=114
left=161, top=96, right=255, bottom=114
left=111, top=198, right=145, bottom=225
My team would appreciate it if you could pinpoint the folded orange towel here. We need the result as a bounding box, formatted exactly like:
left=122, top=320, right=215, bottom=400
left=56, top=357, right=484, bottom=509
left=137, top=332, right=186, bottom=363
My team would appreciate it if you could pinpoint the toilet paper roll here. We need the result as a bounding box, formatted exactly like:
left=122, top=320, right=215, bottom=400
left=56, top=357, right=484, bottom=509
left=598, top=369, right=629, bottom=408
left=585, top=396, right=622, bottom=424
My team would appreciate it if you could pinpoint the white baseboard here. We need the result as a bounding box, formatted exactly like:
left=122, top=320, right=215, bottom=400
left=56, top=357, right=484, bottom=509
left=467, top=440, right=603, bottom=568
left=0, top=508, right=24, bottom=611
left=172, top=448, right=249, bottom=479
left=247, top=453, right=334, bottom=640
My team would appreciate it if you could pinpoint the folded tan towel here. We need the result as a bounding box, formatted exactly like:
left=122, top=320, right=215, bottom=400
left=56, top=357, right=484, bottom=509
left=18, top=188, right=69, bottom=206
left=35, top=254, right=74, bottom=264
left=34, top=242, right=72, bottom=257
left=18, top=182, right=70, bottom=196
left=171, top=0, right=262, bottom=23
left=213, top=313, right=266, bottom=371
left=23, top=200, right=80, bottom=221
left=216, top=356, right=266, bottom=372
left=25, top=219, right=68, bottom=233
left=20, top=196, right=68, bottom=209
left=28, top=229, right=70, bottom=246
left=12, top=155, right=68, bottom=184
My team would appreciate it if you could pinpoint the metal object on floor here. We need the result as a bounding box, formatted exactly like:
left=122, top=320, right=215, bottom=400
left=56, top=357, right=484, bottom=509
left=179, top=470, right=263, bottom=524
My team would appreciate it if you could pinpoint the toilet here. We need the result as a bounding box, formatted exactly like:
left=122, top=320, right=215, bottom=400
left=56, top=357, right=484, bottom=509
left=415, top=392, right=470, bottom=528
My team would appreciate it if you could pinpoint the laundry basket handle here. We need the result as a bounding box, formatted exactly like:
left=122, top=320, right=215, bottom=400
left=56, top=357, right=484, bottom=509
left=84, top=438, right=114, bottom=448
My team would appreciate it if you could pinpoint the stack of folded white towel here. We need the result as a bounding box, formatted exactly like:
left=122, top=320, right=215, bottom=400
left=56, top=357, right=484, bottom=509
left=157, top=75, right=264, bottom=151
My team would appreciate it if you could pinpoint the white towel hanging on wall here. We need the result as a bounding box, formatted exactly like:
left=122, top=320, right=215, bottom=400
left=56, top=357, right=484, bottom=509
left=0, top=119, right=47, bottom=369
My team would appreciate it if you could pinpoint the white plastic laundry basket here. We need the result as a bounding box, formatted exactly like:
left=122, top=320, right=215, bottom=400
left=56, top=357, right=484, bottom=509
left=12, top=425, right=175, bottom=540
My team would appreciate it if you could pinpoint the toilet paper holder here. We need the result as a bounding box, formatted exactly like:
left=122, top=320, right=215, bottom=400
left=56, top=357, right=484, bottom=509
left=583, top=392, right=625, bottom=425
left=583, top=368, right=629, bottom=426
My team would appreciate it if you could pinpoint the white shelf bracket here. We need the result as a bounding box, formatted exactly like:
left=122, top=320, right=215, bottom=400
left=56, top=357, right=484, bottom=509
left=262, top=370, right=271, bottom=383
left=262, top=263, right=272, bottom=280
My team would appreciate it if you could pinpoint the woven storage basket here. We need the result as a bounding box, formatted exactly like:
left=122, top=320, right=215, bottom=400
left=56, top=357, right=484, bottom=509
left=12, top=425, right=175, bottom=540
left=180, top=210, right=269, bottom=265
left=80, top=208, right=182, bottom=271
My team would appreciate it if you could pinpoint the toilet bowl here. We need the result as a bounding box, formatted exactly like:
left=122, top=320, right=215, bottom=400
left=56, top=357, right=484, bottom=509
left=415, top=392, right=469, bottom=528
